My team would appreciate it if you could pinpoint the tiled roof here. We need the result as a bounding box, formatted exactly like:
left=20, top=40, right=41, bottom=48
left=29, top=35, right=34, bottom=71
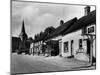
left=63, top=10, right=96, bottom=35
left=45, top=17, right=77, bottom=40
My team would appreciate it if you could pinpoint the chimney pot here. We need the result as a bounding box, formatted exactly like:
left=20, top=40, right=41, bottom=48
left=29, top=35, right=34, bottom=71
left=60, top=20, right=64, bottom=25
left=84, top=6, right=90, bottom=16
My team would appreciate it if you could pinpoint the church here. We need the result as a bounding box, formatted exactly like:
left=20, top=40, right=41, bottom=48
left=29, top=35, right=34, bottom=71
left=12, top=21, right=33, bottom=54
left=17, top=21, right=30, bottom=54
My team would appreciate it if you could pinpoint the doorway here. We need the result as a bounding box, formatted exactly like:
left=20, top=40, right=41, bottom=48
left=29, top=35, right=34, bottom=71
left=86, top=39, right=91, bottom=56
left=71, top=40, right=74, bottom=56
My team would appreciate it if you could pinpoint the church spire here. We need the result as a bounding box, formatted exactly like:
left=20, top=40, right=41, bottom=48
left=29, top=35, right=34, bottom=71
left=19, top=20, right=28, bottom=41
left=21, top=20, right=25, bottom=33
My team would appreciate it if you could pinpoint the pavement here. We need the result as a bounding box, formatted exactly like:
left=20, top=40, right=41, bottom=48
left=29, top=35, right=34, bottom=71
left=11, top=53, right=95, bottom=74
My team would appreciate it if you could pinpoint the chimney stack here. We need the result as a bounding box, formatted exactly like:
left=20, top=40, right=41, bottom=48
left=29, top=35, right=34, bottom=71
left=60, top=20, right=64, bottom=25
left=84, top=6, right=90, bottom=16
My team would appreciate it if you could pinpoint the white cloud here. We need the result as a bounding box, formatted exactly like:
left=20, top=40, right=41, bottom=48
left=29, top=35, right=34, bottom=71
left=25, top=13, right=59, bottom=38
left=11, top=1, right=96, bottom=38
left=12, top=2, right=60, bottom=38
left=22, top=6, right=39, bottom=21
left=34, top=13, right=57, bottom=27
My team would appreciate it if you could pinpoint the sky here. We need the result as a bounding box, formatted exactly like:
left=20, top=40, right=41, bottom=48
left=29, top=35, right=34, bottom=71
left=11, top=1, right=95, bottom=39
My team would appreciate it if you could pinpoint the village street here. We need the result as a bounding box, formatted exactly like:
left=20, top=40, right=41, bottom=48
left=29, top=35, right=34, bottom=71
left=11, top=53, right=94, bottom=74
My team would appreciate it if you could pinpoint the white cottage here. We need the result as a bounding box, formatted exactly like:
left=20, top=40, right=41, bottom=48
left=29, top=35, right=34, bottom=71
left=61, top=7, right=96, bottom=62
left=44, top=18, right=77, bottom=56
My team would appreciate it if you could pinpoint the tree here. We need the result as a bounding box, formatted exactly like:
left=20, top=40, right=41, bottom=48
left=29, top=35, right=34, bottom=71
left=39, top=31, right=44, bottom=37
left=44, top=26, right=55, bottom=35
left=28, top=37, right=33, bottom=43
left=34, top=34, right=37, bottom=39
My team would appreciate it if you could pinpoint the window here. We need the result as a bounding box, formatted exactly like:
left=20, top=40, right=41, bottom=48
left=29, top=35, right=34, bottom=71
left=59, top=42, right=62, bottom=51
left=64, top=41, right=68, bottom=53
left=79, top=39, right=82, bottom=48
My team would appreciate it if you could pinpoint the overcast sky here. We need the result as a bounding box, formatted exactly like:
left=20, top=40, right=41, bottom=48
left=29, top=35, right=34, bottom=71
left=11, top=1, right=95, bottom=39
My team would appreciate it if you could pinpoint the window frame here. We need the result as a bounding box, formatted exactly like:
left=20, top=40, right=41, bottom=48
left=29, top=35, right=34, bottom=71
left=79, top=39, right=83, bottom=49
left=64, top=41, right=69, bottom=53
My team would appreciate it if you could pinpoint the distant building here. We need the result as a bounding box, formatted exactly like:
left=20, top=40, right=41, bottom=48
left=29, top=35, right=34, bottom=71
left=61, top=6, right=96, bottom=63
left=16, top=20, right=32, bottom=54
left=18, top=21, right=28, bottom=51
left=12, top=37, right=20, bottom=52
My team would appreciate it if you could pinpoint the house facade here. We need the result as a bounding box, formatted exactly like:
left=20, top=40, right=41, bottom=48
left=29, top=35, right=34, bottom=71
left=33, top=41, right=43, bottom=55
left=44, top=18, right=77, bottom=56
left=61, top=27, right=95, bottom=62
left=61, top=7, right=96, bottom=62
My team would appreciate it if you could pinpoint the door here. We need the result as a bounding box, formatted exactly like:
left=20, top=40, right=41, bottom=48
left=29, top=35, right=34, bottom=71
left=86, top=39, right=90, bottom=56
left=71, top=40, right=74, bottom=56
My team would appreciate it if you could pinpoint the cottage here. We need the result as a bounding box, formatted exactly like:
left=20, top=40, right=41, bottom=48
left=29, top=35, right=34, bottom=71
left=44, top=17, right=77, bottom=56
left=61, top=6, right=96, bottom=63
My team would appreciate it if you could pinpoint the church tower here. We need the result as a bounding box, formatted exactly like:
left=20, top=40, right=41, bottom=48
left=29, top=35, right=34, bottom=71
left=19, top=20, right=28, bottom=41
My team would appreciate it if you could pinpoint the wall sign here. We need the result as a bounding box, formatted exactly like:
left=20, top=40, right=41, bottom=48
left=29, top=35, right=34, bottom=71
left=88, top=26, right=94, bottom=33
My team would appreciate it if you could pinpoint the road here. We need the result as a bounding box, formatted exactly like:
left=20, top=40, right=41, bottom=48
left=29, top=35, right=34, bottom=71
left=11, top=53, right=94, bottom=74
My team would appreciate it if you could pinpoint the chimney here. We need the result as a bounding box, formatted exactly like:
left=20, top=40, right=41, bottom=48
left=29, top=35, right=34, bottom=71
left=60, top=20, right=64, bottom=25
left=84, top=6, right=90, bottom=16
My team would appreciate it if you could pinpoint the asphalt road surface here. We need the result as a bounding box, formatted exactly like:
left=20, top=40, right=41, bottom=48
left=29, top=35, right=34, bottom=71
left=11, top=53, right=94, bottom=74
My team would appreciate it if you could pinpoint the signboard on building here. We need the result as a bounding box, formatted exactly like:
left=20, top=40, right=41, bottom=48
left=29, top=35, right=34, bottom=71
left=88, top=26, right=94, bottom=33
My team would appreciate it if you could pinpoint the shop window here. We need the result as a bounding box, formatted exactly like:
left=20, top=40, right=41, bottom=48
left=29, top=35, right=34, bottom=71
left=64, top=41, right=68, bottom=53
left=79, top=39, right=82, bottom=48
